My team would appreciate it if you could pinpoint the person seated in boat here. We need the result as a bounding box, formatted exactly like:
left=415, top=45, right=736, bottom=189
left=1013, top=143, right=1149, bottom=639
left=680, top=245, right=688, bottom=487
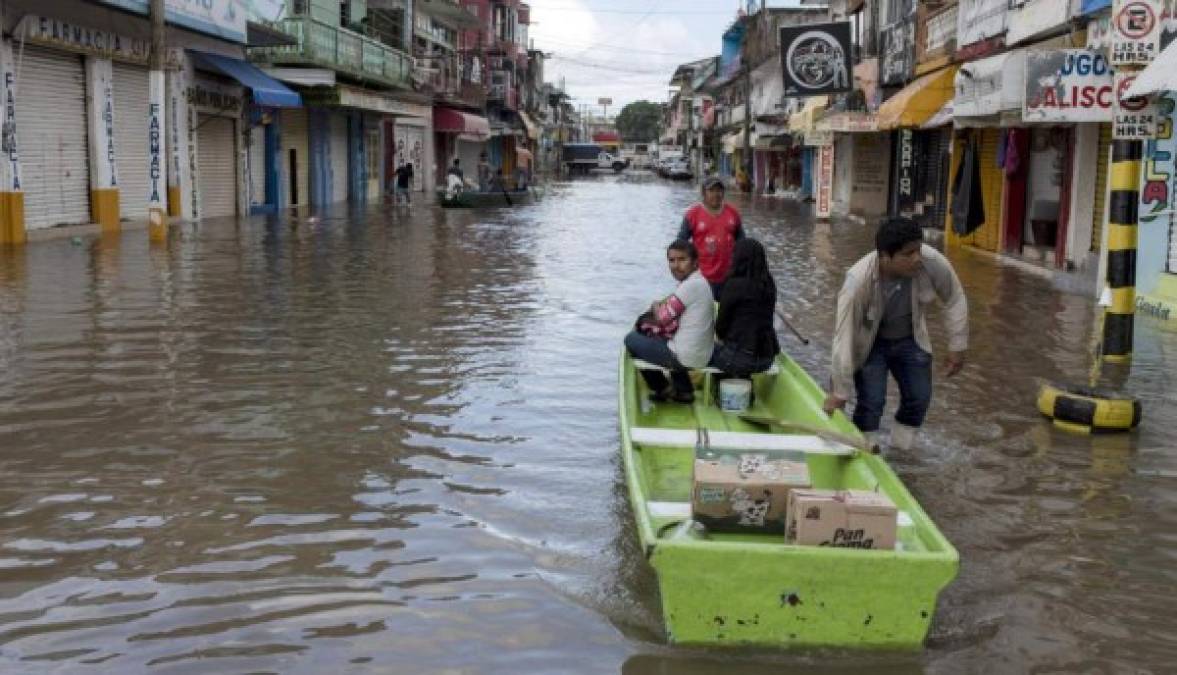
left=624, top=239, right=715, bottom=404
left=709, top=238, right=780, bottom=378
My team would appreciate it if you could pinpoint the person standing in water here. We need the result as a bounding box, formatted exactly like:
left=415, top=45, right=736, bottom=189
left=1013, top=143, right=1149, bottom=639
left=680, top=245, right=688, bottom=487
left=824, top=217, right=969, bottom=451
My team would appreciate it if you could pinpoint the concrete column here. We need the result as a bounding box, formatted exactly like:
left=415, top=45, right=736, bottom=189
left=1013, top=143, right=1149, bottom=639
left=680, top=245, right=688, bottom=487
left=84, top=57, right=119, bottom=231
left=147, top=69, right=168, bottom=240
left=423, top=114, right=436, bottom=193
left=1066, top=124, right=1099, bottom=271
left=349, top=111, right=364, bottom=203
left=167, top=65, right=194, bottom=220
left=0, top=37, right=24, bottom=245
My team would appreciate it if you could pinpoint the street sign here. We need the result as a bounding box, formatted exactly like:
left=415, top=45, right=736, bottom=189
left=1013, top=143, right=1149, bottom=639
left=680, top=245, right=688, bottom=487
left=1114, top=71, right=1157, bottom=138
left=779, top=22, right=853, bottom=96
left=1111, top=0, right=1163, bottom=65
left=1023, top=50, right=1114, bottom=123
left=598, top=98, right=613, bottom=106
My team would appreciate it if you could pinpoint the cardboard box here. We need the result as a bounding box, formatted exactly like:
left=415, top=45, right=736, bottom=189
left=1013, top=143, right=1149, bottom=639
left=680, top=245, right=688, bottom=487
left=691, top=453, right=811, bottom=533
left=786, top=489, right=897, bottom=550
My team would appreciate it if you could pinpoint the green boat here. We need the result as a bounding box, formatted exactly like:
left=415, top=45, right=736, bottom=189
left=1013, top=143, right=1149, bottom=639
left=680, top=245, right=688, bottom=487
left=618, top=349, right=959, bottom=649
left=436, top=187, right=535, bottom=208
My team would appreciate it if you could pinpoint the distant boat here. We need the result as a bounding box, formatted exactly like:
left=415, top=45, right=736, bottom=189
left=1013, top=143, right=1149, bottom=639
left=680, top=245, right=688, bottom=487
left=436, top=188, right=536, bottom=208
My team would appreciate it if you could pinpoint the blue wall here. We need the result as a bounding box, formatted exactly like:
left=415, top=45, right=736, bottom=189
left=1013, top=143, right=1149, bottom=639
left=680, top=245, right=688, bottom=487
left=309, top=108, right=330, bottom=206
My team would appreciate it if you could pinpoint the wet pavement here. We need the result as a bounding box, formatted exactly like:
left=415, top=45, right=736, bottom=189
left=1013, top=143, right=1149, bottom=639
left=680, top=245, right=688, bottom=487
left=1, top=173, right=1176, bottom=673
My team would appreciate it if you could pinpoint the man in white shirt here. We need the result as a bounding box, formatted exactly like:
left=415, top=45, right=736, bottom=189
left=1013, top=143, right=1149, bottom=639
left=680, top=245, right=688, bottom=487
left=624, top=240, right=716, bottom=403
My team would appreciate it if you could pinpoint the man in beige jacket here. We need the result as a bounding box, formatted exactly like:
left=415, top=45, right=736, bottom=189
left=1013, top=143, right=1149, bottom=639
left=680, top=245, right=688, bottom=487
left=823, top=217, right=969, bottom=450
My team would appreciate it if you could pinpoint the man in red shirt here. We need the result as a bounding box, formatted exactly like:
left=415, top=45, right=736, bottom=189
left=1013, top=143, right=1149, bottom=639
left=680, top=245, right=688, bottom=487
left=677, top=176, right=745, bottom=298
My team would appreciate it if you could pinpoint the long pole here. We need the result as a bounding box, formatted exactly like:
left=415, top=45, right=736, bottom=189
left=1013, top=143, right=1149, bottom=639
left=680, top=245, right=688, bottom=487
left=147, top=0, right=168, bottom=242
left=742, top=65, right=751, bottom=190
left=1102, top=138, right=1141, bottom=364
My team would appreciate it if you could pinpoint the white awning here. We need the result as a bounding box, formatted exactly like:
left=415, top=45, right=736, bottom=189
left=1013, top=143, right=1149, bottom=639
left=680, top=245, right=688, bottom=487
left=1127, top=40, right=1177, bottom=97
left=954, top=50, right=1026, bottom=118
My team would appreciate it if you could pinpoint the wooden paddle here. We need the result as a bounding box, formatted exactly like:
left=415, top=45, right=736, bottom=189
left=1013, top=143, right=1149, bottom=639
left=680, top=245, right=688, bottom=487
left=737, top=412, right=873, bottom=455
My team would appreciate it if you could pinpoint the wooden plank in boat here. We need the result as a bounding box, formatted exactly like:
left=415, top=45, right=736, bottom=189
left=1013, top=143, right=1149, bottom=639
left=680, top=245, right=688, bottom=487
left=629, top=427, right=855, bottom=456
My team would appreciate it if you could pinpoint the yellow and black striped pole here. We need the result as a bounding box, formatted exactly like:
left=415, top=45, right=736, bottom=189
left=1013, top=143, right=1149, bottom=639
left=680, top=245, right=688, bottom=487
left=1103, top=139, right=1140, bottom=364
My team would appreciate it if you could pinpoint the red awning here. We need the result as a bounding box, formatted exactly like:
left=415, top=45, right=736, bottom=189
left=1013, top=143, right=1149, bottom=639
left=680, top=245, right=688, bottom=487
left=593, top=131, right=620, bottom=143
left=433, top=107, right=490, bottom=139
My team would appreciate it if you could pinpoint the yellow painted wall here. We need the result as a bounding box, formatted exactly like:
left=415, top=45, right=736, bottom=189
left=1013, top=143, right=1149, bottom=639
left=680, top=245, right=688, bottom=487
left=946, top=128, right=1004, bottom=252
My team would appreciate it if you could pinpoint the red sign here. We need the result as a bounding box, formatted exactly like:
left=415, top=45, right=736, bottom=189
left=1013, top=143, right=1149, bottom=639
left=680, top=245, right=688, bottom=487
left=816, top=144, right=834, bottom=218
left=1118, top=74, right=1148, bottom=111
left=1116, top=1, right=1156, bottom=38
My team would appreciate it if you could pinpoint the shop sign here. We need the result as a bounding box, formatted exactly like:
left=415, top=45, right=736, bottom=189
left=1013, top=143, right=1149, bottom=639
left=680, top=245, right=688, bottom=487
left=1140, top=94, right=1176, bottom=224
left=1113, top=71, right=1157, bottom=138
left=895, top=129, right=917, bottom=213
left=15, top=15, right=149, bottom=64
left=1111, top=0, right=1163, bottom=65
left=1023, top=50, right=1114, bottom=123
left=1007, top=0, right=1071, bottom=47
left=880, top=1, right=916, bottom=86
left=779, top=22, right=852, bottom=96
left=804, top=129, right=833, bottom=147
left=188, top=80, right=242, bottom=112
left=1083, top=0, right=1113, bottom=14
left=925, top=5, right=959, bottom=56
left=957, top=0, right=1008, bottom=51
left=816, top=143, right=834, bottom=218
left=817, top=112, right=878, bottom=133
left=301, top=86, right=430, bottom=118
left=94, top=0, right=247, bottom=44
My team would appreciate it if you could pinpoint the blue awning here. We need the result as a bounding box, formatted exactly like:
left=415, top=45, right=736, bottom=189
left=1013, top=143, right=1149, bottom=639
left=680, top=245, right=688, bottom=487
left=189, top=51, right=302, bottom=108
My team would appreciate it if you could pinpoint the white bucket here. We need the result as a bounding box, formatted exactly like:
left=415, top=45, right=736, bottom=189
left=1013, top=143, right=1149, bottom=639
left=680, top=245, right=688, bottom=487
left=718, top=378, right=752, bottom=413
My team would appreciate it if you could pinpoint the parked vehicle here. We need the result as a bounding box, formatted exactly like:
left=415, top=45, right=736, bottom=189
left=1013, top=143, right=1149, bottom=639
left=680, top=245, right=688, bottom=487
left=562, top=143, right=630, bottom=174
left=663, top=157, right=692, bottom=180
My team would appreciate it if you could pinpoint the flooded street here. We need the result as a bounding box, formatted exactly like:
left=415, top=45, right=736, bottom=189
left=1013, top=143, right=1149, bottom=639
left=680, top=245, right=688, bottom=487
left=2, top=175, right=1177, bottom=673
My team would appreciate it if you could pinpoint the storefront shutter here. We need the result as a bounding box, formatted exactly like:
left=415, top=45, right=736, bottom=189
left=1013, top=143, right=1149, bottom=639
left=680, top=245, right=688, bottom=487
left=281, top=109, right=309, bottom=208
left=112, top=62, right=151, bottom=220
left=16, top=47, right=90, bottom=229
left=330, top=113, right=348, bottom=203
left=196, top=114, right=237, bottom=218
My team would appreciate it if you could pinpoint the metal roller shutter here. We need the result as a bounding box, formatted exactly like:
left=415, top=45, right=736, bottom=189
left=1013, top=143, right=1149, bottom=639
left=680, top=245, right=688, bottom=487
left=1092, top=123, right=1112, bottom=254
left=197, top=115, right=237, bottom=218
left=330, top=113, right=348, bottom=202
left=395, top=123, right=425, bottom=190
left=249, top=124, right=266, bottom=207
left=281, top=108, right=309, bottom=207
left=17, top=47, right=90, bottom=229
left=112, top=62, right=150, bottom=220
left=971, top=128, right=1004, bottom=252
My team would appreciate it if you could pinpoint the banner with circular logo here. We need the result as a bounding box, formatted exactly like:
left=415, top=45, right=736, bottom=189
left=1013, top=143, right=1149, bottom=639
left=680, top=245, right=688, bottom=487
left=779, top=22, right=853, bottom=97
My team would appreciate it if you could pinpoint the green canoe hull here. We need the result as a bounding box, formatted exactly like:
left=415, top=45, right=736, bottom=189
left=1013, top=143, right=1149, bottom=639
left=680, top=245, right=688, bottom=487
left=618, top=349, right=959, bottom=649
left=436, top=188, right=535, bottom=208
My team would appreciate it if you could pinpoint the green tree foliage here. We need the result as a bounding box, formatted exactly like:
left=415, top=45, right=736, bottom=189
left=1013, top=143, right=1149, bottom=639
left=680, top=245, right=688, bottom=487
left=615, top=101, right=662, bottom=142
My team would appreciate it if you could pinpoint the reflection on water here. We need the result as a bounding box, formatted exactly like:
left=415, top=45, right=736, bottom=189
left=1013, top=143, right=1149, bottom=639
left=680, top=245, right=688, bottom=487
left=1, top=176, right=1176, bottom=672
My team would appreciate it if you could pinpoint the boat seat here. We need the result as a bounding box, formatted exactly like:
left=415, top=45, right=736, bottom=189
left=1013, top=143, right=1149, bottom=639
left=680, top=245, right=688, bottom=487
left=629, top=427, right=855, bottom=456
left=632, top=359, right=780, bottom=376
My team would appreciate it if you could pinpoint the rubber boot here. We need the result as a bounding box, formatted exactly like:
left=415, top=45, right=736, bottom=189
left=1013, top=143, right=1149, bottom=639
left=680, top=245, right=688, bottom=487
left=863, top=431, right=883, bottom=454
left=889, top=423, right=918, bottom=451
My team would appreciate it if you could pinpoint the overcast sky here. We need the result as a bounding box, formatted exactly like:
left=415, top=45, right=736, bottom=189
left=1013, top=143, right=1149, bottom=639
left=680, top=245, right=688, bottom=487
left=527, top=1, right=822, bottom=114
left=527, top=0, right=749, bottom=115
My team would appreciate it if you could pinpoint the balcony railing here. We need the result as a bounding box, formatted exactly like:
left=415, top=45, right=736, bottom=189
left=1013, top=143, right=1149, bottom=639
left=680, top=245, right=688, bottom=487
left=487, top=83, right=517, bottom=109
left=248, top=16, right=412, bottom=89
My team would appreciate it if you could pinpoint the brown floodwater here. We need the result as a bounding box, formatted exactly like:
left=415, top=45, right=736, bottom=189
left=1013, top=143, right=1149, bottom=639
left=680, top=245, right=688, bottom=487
left=1, top=174, right=1175, bottom=673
